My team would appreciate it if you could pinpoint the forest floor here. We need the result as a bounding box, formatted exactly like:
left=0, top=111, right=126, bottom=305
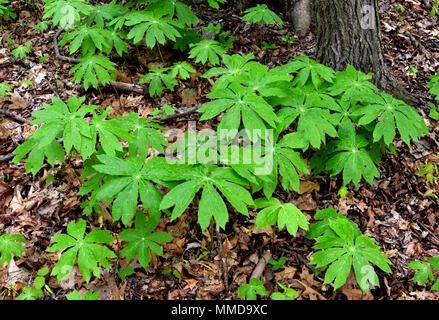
left=1, top=0, right=439, bottom=300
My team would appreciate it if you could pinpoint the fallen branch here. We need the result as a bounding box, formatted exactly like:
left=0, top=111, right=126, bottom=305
left=62, top=79, right=146, bottom=96
left=111, top=81, right=145, bottom=95
left=215, top=224, right=229, bottom=292
left=250, top=250, right=272, bottom=279
left=0, top=108, right=26, bottom=124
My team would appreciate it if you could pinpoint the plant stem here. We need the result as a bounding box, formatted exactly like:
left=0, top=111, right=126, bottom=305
left=157, top=45, right=165, bottom=64
left=215, top=224, right=229, bottom=292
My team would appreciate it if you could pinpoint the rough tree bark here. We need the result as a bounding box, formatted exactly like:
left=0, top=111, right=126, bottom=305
left=314, top=0, right=414, bottom=102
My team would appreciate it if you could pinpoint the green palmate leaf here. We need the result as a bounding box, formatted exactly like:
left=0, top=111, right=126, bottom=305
left=328, top=65, right=379, bottom=104
left=189, top=40, right=225, bottom=66
left=66, top=289, right=99, bottom=300
left=92, top=155, right=167, bottom=225
left=159, top=164, right=254, bottom=231
left=198, top=82, right=278, bottom=134
left=59, top=24, right=127, bottom=57
left=308, top=209, right=392, bottom=293
left=274, top=88, right=338, bottom=149
left=116, top=112, right=168, bottom=158
left=242, top=4, right=283, bottom=26
left=324, top=98, right=358, bottom=126
left=0, top=233, right=26, bottom=265
left=0, top=82, right=12, bottom=97
left=270, top=132, right=310, bottom=195
left=79, top=119, right=166, bottom=218
left=242, top=62, right=292, bottom=98
left=16, top=266, right=48, bottom=300
left=270, top=282, right=298, bottom=300
left=429, top=256, right=439, bottom=291
left=278, top=55, right=335, bottom=89
left=429, top=103, right=439, bottom=120
left=254, top=198, right=308, bottom=236
left=148, top=0, right=198, bottom=26
left=90, top=107, right=126, bottom=156
left=140, top=67, right=178, bottom=97
left=125, top=10, right=182, bottom=48
left=220, top=131, right=309, bottom=199
left=120, top=212, right=173, bottom=270
left=13, top=96, right=97, bottom=174
left=35, top=21, right=49, bottom=32
left=306, top=207, right=348, bottom=240
left=325, top=120, right=379, bottom=186
left=203, top=23, right=234, bottom=49
left=91, top=109, right=167, bottom=158
left=354, top=93, right=427, bottom=146
left=408, top=256, right=439, bottom=290
left=408, top=260, right=434, bottom=286
left=203, top=53, right=255, bottom=90
left=12, top=42, right=31, bottom=60
left=117, top=266, right=135, bottom=282
left=0, top=0, right=16, bottom=21
left=426, top=73, right=439, bottom=100
left=173, top=29, right=201, bottom=52
left=237, top=278, right=268, bottom=300
left=12, top=138, right=65, bottom=176
left=207, top=0, right=227, bottom=10
left=46, top=219, right=115, bottom=283
left=70, top=54, right=116, bottom=90
left=43, top=0, right=91, bottom=29
left=33, top=268, right=48, bottom=291
left=16, top=286, right=43, bottom=300
left=170, top=61, right=196, bottom=80
left=86, top=1, right=128, bottom=27
left=268, top=256, right=286, bottom=271
left=429, top=256, right=439, bottom=271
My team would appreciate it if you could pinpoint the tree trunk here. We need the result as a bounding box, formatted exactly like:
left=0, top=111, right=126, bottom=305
left=314, top=0, right=414, bottom=102
left=270, top=0, right=313, bottom=36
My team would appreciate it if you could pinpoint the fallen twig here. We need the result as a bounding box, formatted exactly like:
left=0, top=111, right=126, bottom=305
left=0, top=108, right=26, bottom=124
left=215, top=224, right=229, bottom=292
left=0, top=153, right=14, bottom=162
left=417, top=221, right=439, bottom=243
left=53, top=29, right=82, bottom=64
left=152, top=105, right=201, bottom=122
left=250, top=250, right=272, bottom=279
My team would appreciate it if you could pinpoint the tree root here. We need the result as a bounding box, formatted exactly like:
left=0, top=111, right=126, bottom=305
left=376, top=72, right=419, bottom=105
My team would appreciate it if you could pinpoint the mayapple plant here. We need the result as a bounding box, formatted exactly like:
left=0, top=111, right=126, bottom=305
left=8, top=0, right=431, bottom=295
